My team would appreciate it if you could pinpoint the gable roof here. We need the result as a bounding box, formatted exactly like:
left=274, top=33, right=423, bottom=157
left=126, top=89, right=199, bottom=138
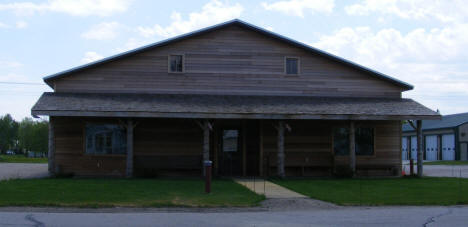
left=43, top=19, right=413, bottom=90
left=403, top=112, right=468, bottom=132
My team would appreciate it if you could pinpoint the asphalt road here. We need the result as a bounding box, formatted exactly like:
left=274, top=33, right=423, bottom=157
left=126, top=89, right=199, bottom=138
left=0, top=206, right=467, bottom=227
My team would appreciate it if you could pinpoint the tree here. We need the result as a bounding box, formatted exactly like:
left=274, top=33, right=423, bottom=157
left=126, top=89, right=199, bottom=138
left=18, top=117, right=48, bottom=154
left=0, top=114, right=19, bottom=153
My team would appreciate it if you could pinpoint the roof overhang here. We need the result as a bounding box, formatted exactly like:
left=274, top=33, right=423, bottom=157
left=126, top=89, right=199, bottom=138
left=32, top=93, right=441, bottom=120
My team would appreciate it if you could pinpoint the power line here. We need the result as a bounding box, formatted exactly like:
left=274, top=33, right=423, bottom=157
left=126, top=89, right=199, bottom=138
left=0, top=81, right=45, bottom=85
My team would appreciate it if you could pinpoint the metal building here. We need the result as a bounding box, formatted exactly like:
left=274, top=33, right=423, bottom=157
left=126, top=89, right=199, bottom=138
left=402, top=112, right=468, bottom=161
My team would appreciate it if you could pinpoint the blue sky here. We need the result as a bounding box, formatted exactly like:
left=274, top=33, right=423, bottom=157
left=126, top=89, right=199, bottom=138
left=1, top=0, right=467, bottom=120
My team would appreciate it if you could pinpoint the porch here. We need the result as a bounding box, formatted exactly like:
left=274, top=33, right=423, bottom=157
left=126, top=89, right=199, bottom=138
left=31, top=93, right=440, bottom=177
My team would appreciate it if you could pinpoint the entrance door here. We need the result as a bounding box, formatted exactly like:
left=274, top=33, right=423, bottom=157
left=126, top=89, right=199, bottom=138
left=219, top=129, right=242, bottom=176
left=442, top=134, right=455, bottom=160
left=425, top=135, right=438, bottom=161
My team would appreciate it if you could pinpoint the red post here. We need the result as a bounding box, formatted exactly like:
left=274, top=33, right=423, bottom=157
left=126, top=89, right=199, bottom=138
left=410, top=159, right=414, bottom=176
left=204, top=160, right=212, bottom=193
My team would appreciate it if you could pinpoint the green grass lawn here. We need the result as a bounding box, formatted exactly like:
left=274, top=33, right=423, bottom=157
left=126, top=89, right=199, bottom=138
left=0, top=155, right=47, bottom=163
left=0, top=178, right=264, bottom=207
left=273, top=177, right=468, bottom=206
left=424, top=161, right=468, bottom=165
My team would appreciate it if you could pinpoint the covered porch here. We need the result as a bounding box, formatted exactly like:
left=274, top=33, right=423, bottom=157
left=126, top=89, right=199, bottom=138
left=32, top=93, right=440, bottom=178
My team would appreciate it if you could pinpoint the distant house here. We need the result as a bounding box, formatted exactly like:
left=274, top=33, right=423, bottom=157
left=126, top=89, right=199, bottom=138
left=31, top=19, right=439, bottom=178
left=402, top=112, right=468, bottom=161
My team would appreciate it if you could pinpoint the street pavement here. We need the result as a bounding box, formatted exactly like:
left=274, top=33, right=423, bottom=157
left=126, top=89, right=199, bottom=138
left=0, top=206, right=467, bottom=227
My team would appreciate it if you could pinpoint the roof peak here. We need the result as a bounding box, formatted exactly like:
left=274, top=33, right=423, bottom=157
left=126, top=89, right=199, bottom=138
left=42, top=19, right=413, bottom=90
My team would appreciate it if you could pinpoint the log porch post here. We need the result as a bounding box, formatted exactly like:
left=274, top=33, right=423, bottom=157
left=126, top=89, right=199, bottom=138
left=48, top=118, right=55, bottom=176
left=259, top=120, right=264, bottom=177
left=277, top=121, right=285, bottom=178
left=416, top=120, right=423, bottom=177
left=126, top=119, right=134, bottom=178
left=203, top=120, right=210, bottom=176
left=349, top=121, right=356, bottom=176
left=242, top=120, right=247, bottom=177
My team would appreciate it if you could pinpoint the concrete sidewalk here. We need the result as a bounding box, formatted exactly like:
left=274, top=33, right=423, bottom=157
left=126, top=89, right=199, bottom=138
left=234, top=178, right=306, bottom=199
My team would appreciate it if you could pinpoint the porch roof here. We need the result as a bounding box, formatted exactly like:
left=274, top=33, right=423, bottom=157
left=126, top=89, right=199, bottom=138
left=32, top=92, right=440, bottom=120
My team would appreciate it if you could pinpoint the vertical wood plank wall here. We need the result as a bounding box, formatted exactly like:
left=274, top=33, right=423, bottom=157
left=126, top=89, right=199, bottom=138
left=53, top=25, right=403, bottom=98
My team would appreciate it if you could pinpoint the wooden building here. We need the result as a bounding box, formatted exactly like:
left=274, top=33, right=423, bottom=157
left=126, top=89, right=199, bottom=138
left=402, top=112, right=468, bottom=161
left=31, top=19, right=440, bottom=178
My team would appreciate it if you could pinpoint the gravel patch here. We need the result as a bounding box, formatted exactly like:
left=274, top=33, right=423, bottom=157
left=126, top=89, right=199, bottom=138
left=0, top=163, right=48, bottom=180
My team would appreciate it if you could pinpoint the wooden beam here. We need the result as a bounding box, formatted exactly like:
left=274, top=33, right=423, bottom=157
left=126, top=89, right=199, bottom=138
left=277, top=121, right=285, bottom=178
left=259, top=120, right=264, bottom=177
left=213, top=122, right=218, bottom=176
left=417, top=120, right=423, bottom=177
left=242, top=120, right=247, bottom=177
left=126, top=119, right=134, bottom=178
left=33, top=110, right=442, bottom=121
left=202, top=119, right=210, bottom=176
left=349, top=121, right=356, bottom=176
left=48, top=117, right=55, bottom=176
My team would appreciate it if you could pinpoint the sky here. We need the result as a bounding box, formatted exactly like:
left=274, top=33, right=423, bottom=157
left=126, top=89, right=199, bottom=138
left=0, top=0, right=467, bottom=120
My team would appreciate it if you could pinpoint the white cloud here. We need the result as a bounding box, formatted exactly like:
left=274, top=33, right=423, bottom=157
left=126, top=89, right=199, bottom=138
left=312, top=23, right=468, bottom=114
left=0, top=60, right=23, bottom=68
left=16, top=21, right=27, bottom=29
left=82, top=22, right=121, bottom=40
left=81, top=51, right=104, bottom=63
left=261, top=0, right=334, bottom=17
left=0, top=0, right=132, bottom=17
left=137, top=0, right=243, bottom=38
left=345, top=0, right=468, bottom=23
left=114, top=37, right=153, bottom=53
left=0, top=22, right=9, bottom=28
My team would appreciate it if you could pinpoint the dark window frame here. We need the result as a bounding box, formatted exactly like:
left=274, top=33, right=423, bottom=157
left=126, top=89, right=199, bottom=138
left=168, top=54, right=184, bottom=73
left=355, top=127, right=375, bottom=156
left=285, top=56, right=300, bottom=75
left=84, top=123, right=127, bottom=156
left=332, top=126, right=375, bottom=157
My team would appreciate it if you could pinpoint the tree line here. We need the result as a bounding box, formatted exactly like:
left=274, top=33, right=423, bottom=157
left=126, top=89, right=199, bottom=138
left=0, top=114, right=48, bottom=155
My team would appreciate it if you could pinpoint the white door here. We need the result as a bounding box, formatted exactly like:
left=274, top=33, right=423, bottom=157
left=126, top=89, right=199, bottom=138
left=402, top=137, right=408, bottom=160
left=410, top=136, right=417, bottom=160
left=442, top=134, right=455, bottom=160
left=425, top=135, right=438, bottom=161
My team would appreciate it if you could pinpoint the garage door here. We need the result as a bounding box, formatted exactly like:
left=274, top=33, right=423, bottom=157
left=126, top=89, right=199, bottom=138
left=402, top=137, right=409, bottom=160
left=425, top=135, right=438, bottom=161
left=442, top=134, right=455, bottom=160
left=410, top=136, right=417, bottom=160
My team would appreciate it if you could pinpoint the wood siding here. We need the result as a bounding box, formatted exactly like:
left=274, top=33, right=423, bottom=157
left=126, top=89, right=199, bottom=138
left=133, top=118, right=203, bottom=176
left=262, top=120, right=401, bottom=176
left=53, top=25, right=403, bottom=98
left=53, top=117, right=126, bottom=177
left=53, top=117, right=400, bottom=177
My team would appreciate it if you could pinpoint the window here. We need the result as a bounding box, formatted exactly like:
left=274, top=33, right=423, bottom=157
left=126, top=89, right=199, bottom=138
left=333, top=128, right=349, bottom=156
left=285, top=57, right=299, bottom=75
left=333, top=127, right=374, bottom=156
left=86, top=124, right=126, bottom=155
left=169, top=55, right=183, bottom=72
left=222, top=130, right=239, bottom=153
left=355, top=128, right=374, bottom=156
